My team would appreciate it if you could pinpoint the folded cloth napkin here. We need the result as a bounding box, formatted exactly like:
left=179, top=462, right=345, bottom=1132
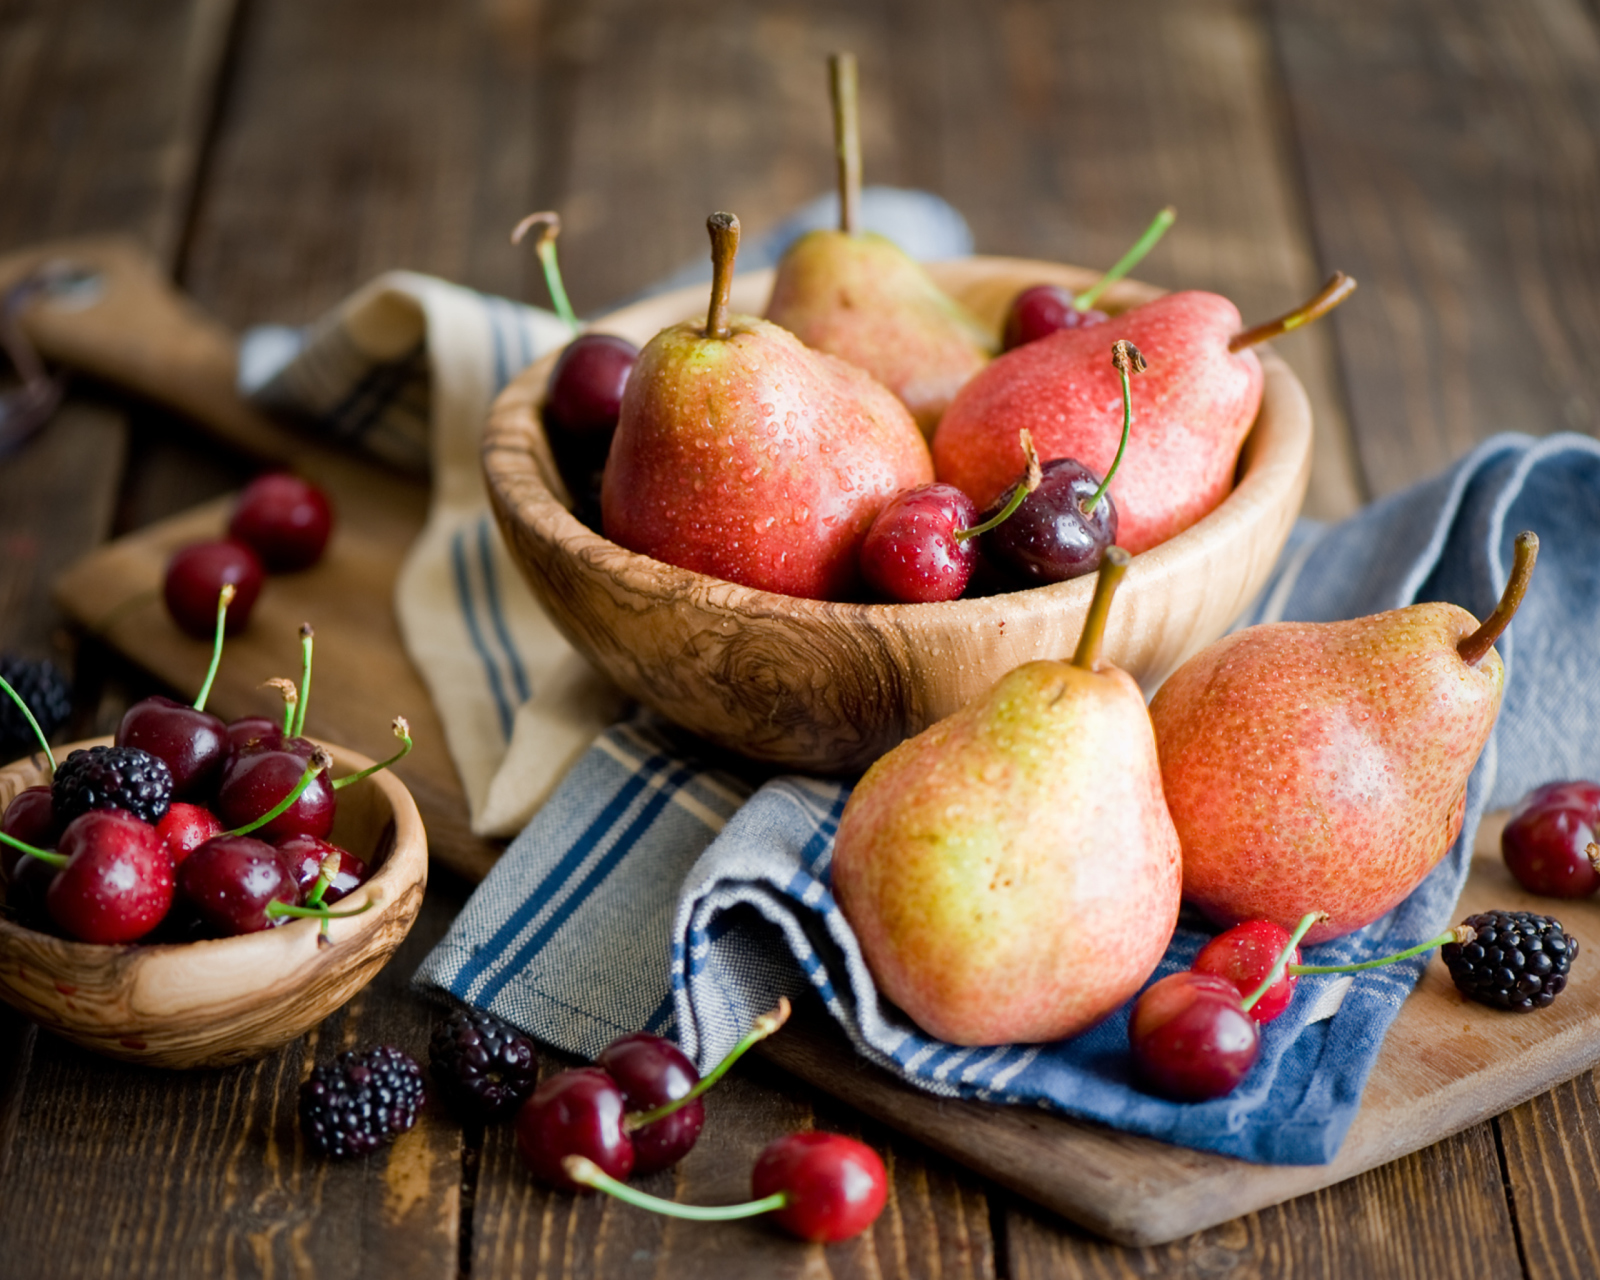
left=237, top=187, right=975, bottom=837
left=415, top=432, right=1600, bottom=1165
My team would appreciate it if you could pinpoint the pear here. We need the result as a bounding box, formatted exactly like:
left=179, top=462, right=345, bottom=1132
left=764, top=54, right=994, bottom=436
left=1150, top=532, right=1538, bottom=945
left=933, top=275, right=1356, bottom=555
left=601, top=212, right=933, bottom=601
left=831, top=547, right=1182, bottom=1046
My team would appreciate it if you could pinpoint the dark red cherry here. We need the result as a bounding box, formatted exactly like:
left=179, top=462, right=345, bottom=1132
left=859, top=483, right=980, bottom=603
left=1129, top=971, right=1261, bottom=1101
left=1001, top=285, right=1108, bottom=351
left=751, top=1131, right=889, bottom=1243
left=115, top=695, right=228, bottom=799
left=6, top=852, right=59, bottom=926
left=1192, top=920, right=1300, bottom=1023
left=595, top=1033, right=705, bottom=1175
left=228, top=473, right=334, bottom=572
left=222, top=715, right=283, bottom=770
left=214, top=739, right=334, bottom=841
left=3, top=786, right=60, bottom=878
left=155, top=802, right=224, bottom=867
left=46, top=810, right=175, bottom=944
left=515, top=1067, right=634, bottom=1191
left=177, top=835, right=298, bottom=935
left=164, top=541, right=263, bottom=639
left=1502, top=780, right=1600, bottom=898
left=544, top=334, right=639, bottom=440
left=276, top=834, right=366, bottom=905
left=980, top=457, right=1117, bottom=585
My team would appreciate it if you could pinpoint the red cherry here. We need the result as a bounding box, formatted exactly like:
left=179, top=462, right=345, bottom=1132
left=45, top=810, right=175, bottom=944
left=177, top=835, right=299, bottom=935
left=115, top=695, right=228, bottom=799
left=164, top=541, right=263, bottom=639
left=1192, top=919, right=1301, bottom=1022
left=214, top=738, right=335, bottom=841
left=1128, top=971, right=1261, bottom=1101
left=1502, top=780, right=1600, bottom=898
left=980, top=457, right=1118, bottom=585
left=155, top=802, right=225, bottom=866
left=1002, top=285, right=1108, bottom=351
left=6, top=852, right=58, bottom=926
left=228, top=473, right=334, bottom=572
left=515, top=1067, right=634, bottom=1191
left=276, top=834, right=366, bottom=905
left=751, top=1131, right=889, bottom=1243
left=544, top=334, right=639, bottom=440
left=2, top=785, right=61, bottom=877
left=859, top=483, right=981, bottom=603
left=222, top=715, right=283, bottom=770
left=595, top=1032, right=706, bottom=1175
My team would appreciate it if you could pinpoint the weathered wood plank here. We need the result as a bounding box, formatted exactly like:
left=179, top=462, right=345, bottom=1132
left=1497, top=1068, right=1600, bottom=1280
left=1269, top=0, right=1600, bottom=497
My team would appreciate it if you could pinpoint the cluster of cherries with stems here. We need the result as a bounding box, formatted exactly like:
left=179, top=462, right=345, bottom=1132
left=1501, top=780, right=1600, bottom=899
left=163, top=471, right=335, bottom=640
left=0, top=586, right=411, bottom=944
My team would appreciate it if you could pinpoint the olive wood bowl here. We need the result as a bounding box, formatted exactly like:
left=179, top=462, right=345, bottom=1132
left=483, top=256, right=1313, bottom=774
left=0, top=737, right=427, bottom=1068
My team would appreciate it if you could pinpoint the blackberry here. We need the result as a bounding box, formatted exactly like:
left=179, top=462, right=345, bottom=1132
left=1441, top=911, right=1578, bottom=1012
left=429, top=1006, right=539, bottom=1122
left=0, top=656, right=71, bottom=757
left=51, top=744, right=173, bottom=826
left=299, top=1045, right=426, bottom=1159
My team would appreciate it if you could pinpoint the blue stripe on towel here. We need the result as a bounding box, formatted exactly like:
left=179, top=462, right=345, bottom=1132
left=450, top=527, right=515, bottom=739
left=476, top=514, right=530, bottom=703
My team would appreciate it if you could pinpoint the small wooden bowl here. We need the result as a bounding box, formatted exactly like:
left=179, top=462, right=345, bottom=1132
left=484, top=257, right=1313, bottom=774
left=0, top=738, right=427, bottom=1068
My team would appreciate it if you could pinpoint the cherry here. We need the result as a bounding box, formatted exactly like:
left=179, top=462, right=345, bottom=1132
left=215, top=739, right=335, bottom=841
left=164, top=541, right=263, bottom=639
left=1002, top=286, right=1107, bottom=350
left=2, top=786, right=60, bottom=877
left=596, top=1032, right=706, bottom=1175
left=860, top=483, right=981, bottom=603
left=1129, top=970, right=1261, bottom=1100
left=1502, top=780, right=1600, bottom=898
left=1192, top=919, right=1300, bottom=1023
left=277, top=834, right=366, bottom=905
left=115, top=696, right=227, bottom=799
left=516, top=1067, right=635, bottom=1192
left=223, top=715, right=283, bottom=770
left=177, top=835, right=299, bottom=935
left=42, top=810, right=175, bottom=944
left=545, top=334, right=640, bottom=443
left=6, top=852, right=57, bottom=925
left=155, top=802, right=224, bottom=866
left=228, top=473, right=334, bottom=572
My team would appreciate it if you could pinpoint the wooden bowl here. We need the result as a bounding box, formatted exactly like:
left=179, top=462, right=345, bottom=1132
left=0, top=738, right=427, bottom=1068
left=484, top=257, right=1313, bottom=774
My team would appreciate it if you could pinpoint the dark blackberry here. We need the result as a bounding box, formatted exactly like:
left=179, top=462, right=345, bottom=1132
left=0, top=656, right=72, bottom=757
left=299, top=1045, right=426, bottom=1159
left=1440, top=911, right=1578, bottom=1012
left=429, top=1006, right=539, bottom=1122
left=51, top=745, right=173, bottom=826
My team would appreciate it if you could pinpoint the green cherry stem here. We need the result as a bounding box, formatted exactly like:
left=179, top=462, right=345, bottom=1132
left=1070, top=546, right=1131, bottom=672
left=954, top=432, right=1043, bottom=543
left=624, top=998, right=792, bottom=1132
left=331, top=717, right=413, bottom=791
left=1241, top=912, right=1327, bottom=1012
left=264, top=896, right=378, bottom=923
left=1081, top=340, right=1146, bottom=516
left=564, top=1156, right=787, bottom=1221
left=830, top=51, right=862, bottom=236
left=0, top=829, right=67, bottom=869
left=0, top=671, right=56, bottom=773
left=264, top=677, right=298, bottom=739
left=292, top=623, right=314, bottom=739
left=1457, top=531, right=1538, bottom=668
left=192, top=583, right=234, bottom=713
left=305, top=850, right=340, bottom=911
left=511, top=211, right=580, bottom=336
left=1288, top=923, right=1475, bottom=976
left=1074, top=207, right=1176, bottom=312
left=221, top=747, right=332, bottom=838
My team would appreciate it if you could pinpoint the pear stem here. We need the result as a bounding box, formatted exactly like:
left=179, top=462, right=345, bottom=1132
left=192, top=583, right=234, bottom=713
left=1075, top=208, right=1175, bottom=312
left=1070, top=546, right=1131, bottom=672
left=1589, top=843, right=1600, bottom=874
left=829, top=52, right=861, bottom=236
left=511, top=212, right=580, bottom=336
left=1228, top=272, right=1358, bottom=353
left=1287, top=924, right=1472, bottom=976
left=954, top=431, right=1043, bottom=543
left=1081, top=341, right=1146, bottom=516
left=221, top=747, right=331, bottom=838
left=1241, top=912, right=1327, bottom=1011
left=1457, top=531, right=1538, bottom=667
left=625, top=998, right=791, bottom=1131
left=0, top=671, right=57, bottom=772
left=292, top=623, right=314, bottom=739
left=705, top=213, right=740, bottom=341
left=563, top=1156, right=788, bottom=1221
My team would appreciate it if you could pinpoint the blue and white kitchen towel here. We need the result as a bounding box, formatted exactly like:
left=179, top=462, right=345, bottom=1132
left=415, top=432, right=1600, bottom=1165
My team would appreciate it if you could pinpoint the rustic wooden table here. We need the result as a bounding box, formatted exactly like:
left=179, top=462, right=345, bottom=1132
left=2, top=1, right=1598, bottom=1275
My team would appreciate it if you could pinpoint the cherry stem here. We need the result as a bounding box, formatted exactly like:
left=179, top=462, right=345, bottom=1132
left=222, top=747, right=332, bottom=838
left=1070, top=546, right=1130, bottom=672
left=624, top=998, right=791, bottom=1132
left=955, top=432, right=1043, bottom=543
left=265, top=897, right=377, bottom=922
left=830, top=52, right=861, bottom=236
left=705, top=213, right=740, bottom=341
left=192, top=583, right=234, bottom=713
left=305, top=850, right=341, bottom=910
left=1075, top=208, right=1175, bottom=312
left=331, top=717, right=413, bottom=791
left=1241, top=912, right=1328, bottom=1012
left=1457, top=531, right=1538, bottom=667
left=0, top=829, right=66, bottom=869
left=1288, top=924, right=1474, bottom=975
left=0, top=671, right=56, bottom=772
left=511, top=212, right=580, bottom=336
left=264, top=677, right=298, bottom=739
left=564, top=1155, right=788, bottom=1221
left=1228, top=272, right=1357, bottom=353
left=1082, top=341, right=1145, bottom=516
left=292, top=623, right=314, bottom=739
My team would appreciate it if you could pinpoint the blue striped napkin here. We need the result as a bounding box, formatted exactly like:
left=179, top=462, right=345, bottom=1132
left=415, top=432, right=1600, bottom=1165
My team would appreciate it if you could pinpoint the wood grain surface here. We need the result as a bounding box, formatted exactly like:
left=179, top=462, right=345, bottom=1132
left=3, top=0, right=1599, bottom=1275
